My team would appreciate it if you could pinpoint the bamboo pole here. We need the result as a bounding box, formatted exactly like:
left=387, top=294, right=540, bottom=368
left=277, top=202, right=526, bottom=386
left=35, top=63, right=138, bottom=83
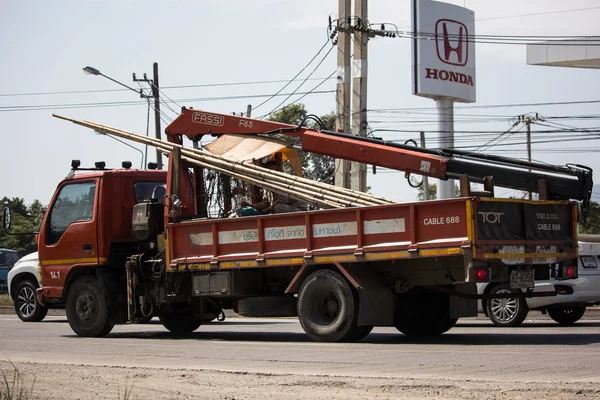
left=176, top=152, right=345, bottom=208
left=53, top=114, right=396, bottom=206
left=53, top=114, right=365, bottom=209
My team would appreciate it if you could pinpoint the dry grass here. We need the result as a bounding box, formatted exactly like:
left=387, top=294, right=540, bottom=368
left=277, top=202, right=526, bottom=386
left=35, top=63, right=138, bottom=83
left=0, top=361, right=35, bottom=400
left=0, top=295, right=12, bottom=308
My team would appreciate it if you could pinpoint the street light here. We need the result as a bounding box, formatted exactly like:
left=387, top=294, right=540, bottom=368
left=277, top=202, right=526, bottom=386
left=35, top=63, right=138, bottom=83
left=83, top=65, right=150, bottom=169
left=82, top=66, right=144, bottom=96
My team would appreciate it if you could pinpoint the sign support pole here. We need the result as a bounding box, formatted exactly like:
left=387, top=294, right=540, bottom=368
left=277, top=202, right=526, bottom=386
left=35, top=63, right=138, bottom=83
left=437, top=97, right=455, bottom=199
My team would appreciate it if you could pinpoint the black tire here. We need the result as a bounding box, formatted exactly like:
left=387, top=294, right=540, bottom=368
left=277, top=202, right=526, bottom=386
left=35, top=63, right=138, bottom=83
left=237, top=296, right=297, bottom=317
left=346, top=324, right=374, bottom=342
left=66, top=276, right=114, bottom=337
left=297, top=269, right=361, bottom=342
left=13, top=280, right=48, bottom=322
left=159, top=312, right=202, bottom=334
left=486, top=284, right=528, bottom=327
left=547, top=305, right=586, bottom=325
left=395, top=292, right=457, bottom=337
left=135, top=315, right=154, bottom=324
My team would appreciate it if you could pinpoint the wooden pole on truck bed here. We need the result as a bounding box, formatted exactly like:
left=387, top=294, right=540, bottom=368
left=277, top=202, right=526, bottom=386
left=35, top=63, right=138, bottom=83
left=53, top=114, right=396, bottom=208
left=53, top=114, right=357, bottom=209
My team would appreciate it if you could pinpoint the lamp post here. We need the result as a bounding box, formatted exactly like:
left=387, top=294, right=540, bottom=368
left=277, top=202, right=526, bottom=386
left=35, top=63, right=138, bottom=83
left=82, top=66, right=145, bottom=95
left=82, top=66, right=153, bottom=169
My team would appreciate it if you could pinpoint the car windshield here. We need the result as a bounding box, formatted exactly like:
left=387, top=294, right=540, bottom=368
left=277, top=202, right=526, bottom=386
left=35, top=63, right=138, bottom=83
left=0, top=250, right=20, bottom=268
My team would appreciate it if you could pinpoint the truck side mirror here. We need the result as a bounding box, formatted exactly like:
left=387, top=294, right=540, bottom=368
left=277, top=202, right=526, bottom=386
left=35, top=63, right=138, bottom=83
left=3, top=206, right=11, bottom=232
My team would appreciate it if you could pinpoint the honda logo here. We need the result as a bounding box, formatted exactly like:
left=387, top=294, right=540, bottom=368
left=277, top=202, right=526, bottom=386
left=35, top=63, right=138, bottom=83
left=435, top=19, right=468, bottom=66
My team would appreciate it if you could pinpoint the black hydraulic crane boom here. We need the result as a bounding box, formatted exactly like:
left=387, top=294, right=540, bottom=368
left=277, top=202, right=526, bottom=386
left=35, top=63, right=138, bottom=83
left=301, top=129, right=593, bottom=213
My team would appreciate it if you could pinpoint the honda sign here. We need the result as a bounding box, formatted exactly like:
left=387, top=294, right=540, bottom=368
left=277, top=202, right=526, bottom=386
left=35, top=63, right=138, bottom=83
left=412, top=0, right=476, bottom=103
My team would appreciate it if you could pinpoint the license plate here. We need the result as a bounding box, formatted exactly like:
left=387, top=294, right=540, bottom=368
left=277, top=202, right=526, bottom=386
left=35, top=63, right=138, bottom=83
left=510, top=270, right=534, bottom=289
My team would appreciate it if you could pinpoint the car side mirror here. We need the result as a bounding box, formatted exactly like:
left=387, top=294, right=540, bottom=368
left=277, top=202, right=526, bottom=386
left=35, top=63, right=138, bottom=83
left=3, top=206, right=11, bottom=232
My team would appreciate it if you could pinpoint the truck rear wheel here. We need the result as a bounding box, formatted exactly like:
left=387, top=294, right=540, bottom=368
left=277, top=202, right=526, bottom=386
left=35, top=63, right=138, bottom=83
left=159, top=311, right=202, bottom=334
left=395, top=290, right=456, bottom=336
left=547, top=305, right=586, bottom=325
left=66, top=276, right=114, bottom=337
left=297, top=269, right=363, bottom=342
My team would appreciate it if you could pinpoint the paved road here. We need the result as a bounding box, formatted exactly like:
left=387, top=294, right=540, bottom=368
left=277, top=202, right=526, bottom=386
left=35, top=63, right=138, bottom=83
left=1, top=314, right=600, bottom=383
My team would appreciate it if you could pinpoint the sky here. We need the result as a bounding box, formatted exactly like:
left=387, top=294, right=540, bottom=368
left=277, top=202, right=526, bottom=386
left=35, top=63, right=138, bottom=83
left=2, top=0, right=600, bottom=206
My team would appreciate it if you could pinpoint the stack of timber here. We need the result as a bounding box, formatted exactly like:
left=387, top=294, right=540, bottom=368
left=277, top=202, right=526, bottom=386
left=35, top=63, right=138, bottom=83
left=53, top=114, right=397, bottom=210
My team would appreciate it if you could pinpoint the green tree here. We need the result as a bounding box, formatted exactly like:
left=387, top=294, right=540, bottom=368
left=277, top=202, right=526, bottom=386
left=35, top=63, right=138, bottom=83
left=268, top=104, right=335, bottom=184
left=417, top=182, right=459, bottom=200
left=580, top=201, right=600, bottom=234
left=0, top=197, right=46, bottom=255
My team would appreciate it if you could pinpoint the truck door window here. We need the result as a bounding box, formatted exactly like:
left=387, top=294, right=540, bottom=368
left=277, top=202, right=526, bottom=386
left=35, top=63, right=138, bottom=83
left=134, top=181, right=166, bottom=203
left=47, top=181, right=96, bottom=245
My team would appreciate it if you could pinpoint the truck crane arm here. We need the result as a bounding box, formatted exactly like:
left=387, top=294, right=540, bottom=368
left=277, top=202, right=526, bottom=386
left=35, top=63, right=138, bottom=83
left=165, top=107, right=593, bottom=210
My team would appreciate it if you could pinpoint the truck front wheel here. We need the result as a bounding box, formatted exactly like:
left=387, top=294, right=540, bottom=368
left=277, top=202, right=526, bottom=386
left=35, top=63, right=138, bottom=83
left=298, top=269, right=366, bottom=342
left=66, top=276, right=114, bottom=337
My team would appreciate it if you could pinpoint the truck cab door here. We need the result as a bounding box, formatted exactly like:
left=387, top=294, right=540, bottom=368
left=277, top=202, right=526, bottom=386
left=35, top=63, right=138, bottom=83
left=38, top=179, right=99, bottom=300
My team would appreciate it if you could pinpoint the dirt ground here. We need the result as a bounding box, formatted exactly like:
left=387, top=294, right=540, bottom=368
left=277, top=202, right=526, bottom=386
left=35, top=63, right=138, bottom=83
left=2, top=361, right=600, bottom=400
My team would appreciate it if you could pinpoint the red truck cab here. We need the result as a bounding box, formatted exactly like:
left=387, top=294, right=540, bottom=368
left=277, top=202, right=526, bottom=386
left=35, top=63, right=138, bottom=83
left=37, top=165, right=166, bottom=308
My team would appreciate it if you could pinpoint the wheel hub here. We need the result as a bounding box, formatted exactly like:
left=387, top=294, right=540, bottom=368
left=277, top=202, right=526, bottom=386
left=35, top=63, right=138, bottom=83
left=311, top=292, right=340, bottom=325
left=490, top=290, right=518, bottom=322
left=324, top=296, right=339, bottom=318
left=17, top=287, right=35, bottom=318
left=76, top=293, right=96, bottom=321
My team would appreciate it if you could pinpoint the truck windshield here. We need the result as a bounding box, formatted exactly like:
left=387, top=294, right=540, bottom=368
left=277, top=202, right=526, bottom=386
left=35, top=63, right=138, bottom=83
left=47, top=181, right=96, bottom=245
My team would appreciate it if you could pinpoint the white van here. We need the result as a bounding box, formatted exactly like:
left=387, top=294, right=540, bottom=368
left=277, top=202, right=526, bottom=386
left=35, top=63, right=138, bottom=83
left=478, top=241, right=600, bottom=326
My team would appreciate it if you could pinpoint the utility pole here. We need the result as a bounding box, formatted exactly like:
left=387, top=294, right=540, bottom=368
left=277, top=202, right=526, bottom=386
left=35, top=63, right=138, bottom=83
left=334, top=0, right=352, bottom=189
left=133, top=63, right=163, bottom=169
left=350, top=0, right=368, bottom=192
left=516, top=113, right=540, bottom=200
left=152, top=63, right=163, bottom=170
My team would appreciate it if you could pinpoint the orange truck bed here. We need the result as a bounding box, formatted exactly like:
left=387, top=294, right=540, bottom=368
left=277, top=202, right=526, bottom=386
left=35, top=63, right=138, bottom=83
left=166, top=198, right=577, bottom=273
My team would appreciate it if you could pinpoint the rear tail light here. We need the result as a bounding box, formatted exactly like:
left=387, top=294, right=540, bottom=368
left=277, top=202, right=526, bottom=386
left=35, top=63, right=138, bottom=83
left=473, top=267, right=490, bottom=281
left=559, top=265, right=577, bottom=280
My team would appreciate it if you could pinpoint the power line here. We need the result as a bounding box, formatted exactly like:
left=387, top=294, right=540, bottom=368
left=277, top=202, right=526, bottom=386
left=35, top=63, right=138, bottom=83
left=251, top=40, right=332, bottom=112
left=0, top=77, right=336, bottom=98
left=259, top=45, right=336, bottom=119
left=369, top=98, right=600, bottom=113
left=377, top=6, right=600, bottom=32
left=0, top=90, right=335, bottom=112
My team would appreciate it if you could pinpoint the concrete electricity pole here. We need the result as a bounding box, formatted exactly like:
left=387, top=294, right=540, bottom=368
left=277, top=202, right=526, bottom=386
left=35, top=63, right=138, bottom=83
left=350, top=0, right=368, bottom=192
left=152, top=63, right=163, bottom=170
left=334, top=0, right=352, bottom=189
left=517, top=113, right=540, bottom=200
left=134, top=63, right=163, bottom=169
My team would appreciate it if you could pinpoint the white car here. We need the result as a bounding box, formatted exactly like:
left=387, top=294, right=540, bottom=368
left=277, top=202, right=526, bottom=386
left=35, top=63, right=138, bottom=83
left=478, top=241, right=600, bottom=326
left=7, top=252, right=50, bottom=322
